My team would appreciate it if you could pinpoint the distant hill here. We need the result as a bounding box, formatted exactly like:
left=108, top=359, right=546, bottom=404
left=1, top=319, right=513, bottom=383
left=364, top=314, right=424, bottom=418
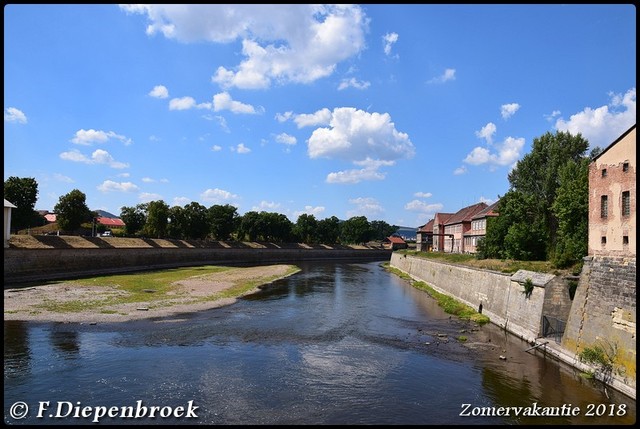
left=94, top=209, right=119, bottom=219
left=394, top=226, right=417, bottom=240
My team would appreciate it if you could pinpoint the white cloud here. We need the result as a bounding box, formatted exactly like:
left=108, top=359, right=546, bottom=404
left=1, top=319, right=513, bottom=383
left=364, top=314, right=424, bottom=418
left=201, top=188, right=240, bottom=204
left=4, top=107, right=27, bottom=124
left=347, top=197, right=384, bottom=218
left=427, top=68, right=456, bottom=84
left=475, top=122, right=496, bottom=145
left=294, top=108, right=332, bottom=128
left=544, top=110, right=561, bottom=122
left=307, top=107, right=415, bottom=163
left=404, top=200, right=444, bottom=214
left=555, top=87, right=636, bottom=148
left=97, top=180, right=140, bottom=193
left=383, top=32, right=398, bottom=56
left=142, top=177, right=155, bottom=183
left=59, top=149, right=129, bottom=169
left=414, top=192, right=432, bottom=198
left=252, top=201, right=281, bottom=211
left=326, top=168, right=386, bottom=184
left=169, top=96, right=196, bottom=110
left=212, top=92, right=258, bottom=114
left=479, top=196, right=495, bottom=204
left=453, top=166, right=467, bottom=175
left=121, top=5, right=368, bottom=89
left=140, top=192, right=164, bottom=203
left=293, top=205, right=325, bottom=218
left=275, top=111, right=293, bottom=122
left=171, top=196, right=191, bottom=206
left=149, top=85, right=169, bottom=98
left=230, top=143, right=251, bottom=154
left=53, top=173, right=74, bottom=183
left=463, top=136, right=525, bottom=168
left=211, top=145, right=222, bottom=152
left=501, top=103, right=520, bottom=120
left=275, top=133, right=297, bottom=146
left=71, top=129, right=133, bottom=145
left=338, top=77, right=371, bottom=91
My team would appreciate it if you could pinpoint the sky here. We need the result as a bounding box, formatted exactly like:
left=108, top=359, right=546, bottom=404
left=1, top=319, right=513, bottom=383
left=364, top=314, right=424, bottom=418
left=4, top=4, right=636, bottom=228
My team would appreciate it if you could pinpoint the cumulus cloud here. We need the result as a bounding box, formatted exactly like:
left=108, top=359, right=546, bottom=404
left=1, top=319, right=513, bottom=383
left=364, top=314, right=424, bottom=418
left=404, top=200, right=444, bottom=214
left=275, top=133, right=297, bottom=146
left=211, top=145, right=222, bottom=152
left=121, top=5, right=368, bottom=90
left=230, top=143, right=251, bottom=154
left=294, top=108, right=332, bottom=128
left=293, top=205, right=325, bottom=218
left=427, top=68, right=456, bottom=84
left=475, top=122, right=496, bottom=145
left=463, top=136, right=525, bottom=169
left=59, top=149, right=129, bottom=169
left=97, top=180, right=140, bottom=193
left=338, top=77, right=371, bottom=91
left=453, top=166, right=467, bottom=175
left=212, top=92, right=259, bottom=114
left=149, top=85, right=169, bottom=98
left=347, top=197, right=384, bottom=218
left=554, top=87, right=636, bottom=148
left=252, top=201, right=281, bottom=211
left=501, top=103, right=520, bottom=120
left=4, top=107, right=27, bottom=124
left=171, top=196, right=191, bottom=206
left=71, top=129, right=133, bottom=145
left=53, top=173, right=74, bottom=183
left=201, top=188, right=240, bottom=204
left=169, top=96, right=196, bottom=111
left=414, top=192, right=432, bottom=198
left=275, top=111, right=294, bottom=122
left=326, top=158, right=394, bottom=184
left=383, top=32, right=398, bottom=56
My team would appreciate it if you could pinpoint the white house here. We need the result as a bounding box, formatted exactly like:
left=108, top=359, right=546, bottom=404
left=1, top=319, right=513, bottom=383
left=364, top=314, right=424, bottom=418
left=4, top=199, right=17, bottom=248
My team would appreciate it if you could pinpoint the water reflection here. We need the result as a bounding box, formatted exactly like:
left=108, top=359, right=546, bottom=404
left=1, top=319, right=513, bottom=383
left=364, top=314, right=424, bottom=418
left=3, top=261, right=636, bottom=425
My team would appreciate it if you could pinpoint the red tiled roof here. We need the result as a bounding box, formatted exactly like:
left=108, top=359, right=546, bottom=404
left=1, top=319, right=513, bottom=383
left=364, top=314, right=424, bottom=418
left=96, top=217, right=126, bottom=227
left=418, top=219, right=434, bottom=233
left=472, top=200, right=500, bottom=219
left=444, top=202, right=488, bottom=226
left=385, top=236, right=406, bottom=244
left=434, top=213, right=454, bottom=225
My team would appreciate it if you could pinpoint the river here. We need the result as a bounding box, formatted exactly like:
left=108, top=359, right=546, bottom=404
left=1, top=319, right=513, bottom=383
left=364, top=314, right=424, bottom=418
left=3, top=260, right=636, bottom=425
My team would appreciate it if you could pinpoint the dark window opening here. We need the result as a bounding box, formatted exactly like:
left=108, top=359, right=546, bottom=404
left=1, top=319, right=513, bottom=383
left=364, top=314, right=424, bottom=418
left=601, top=195, right=608, bottom=218
left=602, top=168, right=607, bottom=177
left=622, top=191, right=630, bottom=216
left=601, top=236, right=607, bottom=245
left=623, top=236, right=629, bottom=245
left=623, top=162, right=629, bottom=172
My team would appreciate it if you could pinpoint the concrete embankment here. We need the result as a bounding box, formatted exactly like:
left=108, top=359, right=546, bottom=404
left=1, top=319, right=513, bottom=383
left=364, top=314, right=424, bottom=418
left=4, top=247, right=391, bottom=285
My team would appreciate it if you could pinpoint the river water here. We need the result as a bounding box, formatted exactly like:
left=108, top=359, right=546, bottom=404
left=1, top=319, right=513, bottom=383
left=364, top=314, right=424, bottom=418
left=3, top=260, right=636, bottom=425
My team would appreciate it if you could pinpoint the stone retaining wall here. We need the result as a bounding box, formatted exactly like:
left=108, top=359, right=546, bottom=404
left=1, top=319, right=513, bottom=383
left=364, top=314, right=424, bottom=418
left=4, top=247, right=391, bottom=285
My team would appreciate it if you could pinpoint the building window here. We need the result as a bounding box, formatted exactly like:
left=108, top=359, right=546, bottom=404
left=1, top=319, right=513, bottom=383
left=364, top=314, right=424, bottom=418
left=601, top=195, right=608, bottom=218
left=602, top=168, right=607, bottom=177
left=623, top=162, right=629, bottom=172
left=623, top=236, right=629, bottom=245
left=622, top=191, right=630, bottom=216
left=601, top=236, right=607, bottom=245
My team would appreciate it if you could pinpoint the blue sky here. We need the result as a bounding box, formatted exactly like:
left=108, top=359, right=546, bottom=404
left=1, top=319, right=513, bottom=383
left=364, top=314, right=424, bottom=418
left=4, top=4, right=636, bottom=228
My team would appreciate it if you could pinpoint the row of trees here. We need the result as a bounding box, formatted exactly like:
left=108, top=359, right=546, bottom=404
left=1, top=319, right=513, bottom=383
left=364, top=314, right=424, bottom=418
left=476, top=130, right=600, bottom=268
left=4, top=177, right=398, bottom=245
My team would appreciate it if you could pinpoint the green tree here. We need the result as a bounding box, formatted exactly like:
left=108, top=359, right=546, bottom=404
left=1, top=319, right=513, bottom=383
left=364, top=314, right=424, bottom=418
left=54, top=189, right=93, bottom=233
left=3, top=176, right=39, bottom=231
left=120, top=204, right=146, bottom=236
left=208, top=204, right=239, bottom=240
left=143, top=200, right=169, bottom=238
left=506, top=130, right=589, bottom=258
left=551, top=158, right=589, bottom=267
left=238, top=211, right=261, bottom=241
left=182, top=202, right=209, bottom=239
left=260, top=211, right=293, bottom=242
left=370, top=220, right=398, bottom=241
left=167, top=205, right=187, bottom=239
left=294, top=213, right=318, bottom=243
left=340, top=216, right=372, bottom=244
left=317, top=216, right=341, bottom=245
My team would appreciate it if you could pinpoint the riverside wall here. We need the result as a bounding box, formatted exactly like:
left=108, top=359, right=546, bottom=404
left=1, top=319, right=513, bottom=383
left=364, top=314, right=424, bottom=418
left=3, top=247, right=391, bottom=285
left=389, top=253, right=549, bottom=342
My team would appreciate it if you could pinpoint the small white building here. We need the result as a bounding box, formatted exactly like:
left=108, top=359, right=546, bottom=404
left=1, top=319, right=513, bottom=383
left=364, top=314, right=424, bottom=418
left=4, top=199, right=17, bottom=248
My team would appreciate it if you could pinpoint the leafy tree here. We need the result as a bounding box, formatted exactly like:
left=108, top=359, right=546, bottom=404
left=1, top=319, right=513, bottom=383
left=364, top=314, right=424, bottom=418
left=208, top=204, right=239, bottom=240
left=120, top=204, right=146, bottom=236
left=4, top=176, right=39, bottom=230
left=260, top=211, right=293, bottom=242
left=317, top=216, right=341, bottom=245
left=340, top=216, right=372, bottom=244
left=238, top=211, right=261, bottom=241
left=54, top=189, right=94, bottom=233
left=370, top=220, right=398, bottom=241
left=294, top=213, right=318, bottom=243
left=143, top=200, right=169, bottom=238
left=182, top=202, right=209, bottom=239
left=167, top=205, right=187, bottom=239
left=506, top=130, right=589, bottom=258
left=551, top=158, right=589, bottom=267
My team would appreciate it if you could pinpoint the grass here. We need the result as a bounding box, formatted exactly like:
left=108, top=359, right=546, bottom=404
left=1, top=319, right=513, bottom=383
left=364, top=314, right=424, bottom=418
left=34, top=265, right=300, bottom=313
left=383, top=263, right=490, bottom=325
left=397, top=250, right=559, bottom=274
